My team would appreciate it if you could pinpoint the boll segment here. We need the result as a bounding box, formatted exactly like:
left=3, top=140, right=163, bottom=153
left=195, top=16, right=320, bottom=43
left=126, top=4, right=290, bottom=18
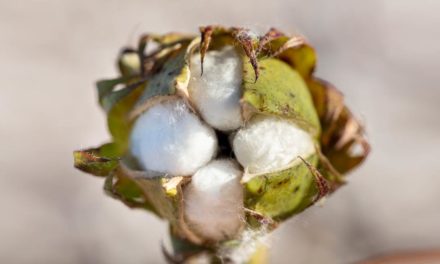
left=233, top=115, right=315, bottom=174
left=130, top=99, right=217, bottom=176
left=188, top=46, right=243, bottom=131
left=184, top=159, right=244, bottom=241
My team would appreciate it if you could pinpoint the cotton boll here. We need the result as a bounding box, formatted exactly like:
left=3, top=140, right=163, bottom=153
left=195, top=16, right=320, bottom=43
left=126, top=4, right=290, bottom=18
left=188, top=47, right=243, bottom=131
left=232, top=116, right=315, bottom=174
left=130, top=99, right=217, bottom=176
left=184, top=159, right=244, bottom=241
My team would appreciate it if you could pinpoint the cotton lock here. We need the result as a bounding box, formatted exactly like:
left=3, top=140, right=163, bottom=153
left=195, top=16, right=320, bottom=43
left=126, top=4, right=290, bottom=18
left=184, top=159, right=244, bottom=241
left=130, top=99, right=218, bottom=176
left=188, top=46, right=243, bottom=131
left=232, top=115, right=315, bottom=174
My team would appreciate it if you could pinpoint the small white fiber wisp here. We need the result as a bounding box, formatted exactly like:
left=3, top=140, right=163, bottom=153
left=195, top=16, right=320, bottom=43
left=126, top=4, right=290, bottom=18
left=184, top=159, right=244, bottom=241
left=233, top=115, right=315, bottom=174
left=188, top=46, right=243, bottom=131
left=130, top=99, right=217, bottom=176
left=219, top=228, right=270, bottom=264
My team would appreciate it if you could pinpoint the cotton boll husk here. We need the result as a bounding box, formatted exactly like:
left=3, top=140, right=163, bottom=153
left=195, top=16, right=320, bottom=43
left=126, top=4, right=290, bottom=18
left=130, top=99, right=217, bottom=176
left=188, top=46, right=243, bottom=131
left=232, top=115, right=315, bottom=174
left=184, top=159, right=244, bottom=241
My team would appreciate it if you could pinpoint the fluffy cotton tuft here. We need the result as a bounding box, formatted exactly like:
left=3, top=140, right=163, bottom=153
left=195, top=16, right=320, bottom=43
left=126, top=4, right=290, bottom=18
left=184, top=159, right=243, bottom=241
left=130, top=99, right=217, bottom=176
left=232, top=116, right=315, bottom=174
left=188, top=46, right=243, bottom=131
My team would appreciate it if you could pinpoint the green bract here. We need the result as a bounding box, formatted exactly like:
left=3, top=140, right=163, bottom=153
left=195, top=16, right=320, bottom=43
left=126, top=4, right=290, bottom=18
left=74, top=26, right=369, bottom=262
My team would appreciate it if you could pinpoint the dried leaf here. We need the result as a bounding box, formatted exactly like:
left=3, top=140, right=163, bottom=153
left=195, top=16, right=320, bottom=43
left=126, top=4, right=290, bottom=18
left=308, top=79, right=370, bottom=174
left=308, top=78, right=345, bottom=146
left=130, top=38, right=200, bottom=119
left=138, top=33, right=194, bottom=75
left=324, top=108, right=370, bottom=174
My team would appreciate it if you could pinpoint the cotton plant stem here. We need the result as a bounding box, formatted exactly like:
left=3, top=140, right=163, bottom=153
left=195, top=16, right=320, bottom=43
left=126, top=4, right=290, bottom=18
left=167, top=232, right=268, bottom=264
left=167, top=232, right=210, bottom=263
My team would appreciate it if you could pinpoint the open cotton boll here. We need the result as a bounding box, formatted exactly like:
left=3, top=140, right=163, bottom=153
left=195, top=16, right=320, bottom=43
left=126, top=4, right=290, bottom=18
left=233, top=116, right=315, bottom=174
left=184, top=159, right=243, bottom=241
left=188, top=46, right=243, bottom=131
left=130, top=99, right=217, bottom=176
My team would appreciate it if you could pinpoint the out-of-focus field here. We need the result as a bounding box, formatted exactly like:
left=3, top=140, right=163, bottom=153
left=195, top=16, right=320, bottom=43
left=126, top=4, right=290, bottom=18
left=1, top=0, right=439, bottom=263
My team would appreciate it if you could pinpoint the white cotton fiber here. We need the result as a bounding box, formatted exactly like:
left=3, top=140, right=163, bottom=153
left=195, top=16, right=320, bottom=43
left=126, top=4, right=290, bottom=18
left=232, top=116, right=315, bottom=174
left=184, top=159, right=243, bottom=241
left=188, top=46, right=243, bottom=131
left=130, top=99, right=217, bottom=176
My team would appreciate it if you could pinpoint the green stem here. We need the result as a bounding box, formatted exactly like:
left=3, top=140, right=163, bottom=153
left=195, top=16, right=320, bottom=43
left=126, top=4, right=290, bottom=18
left=166, top=231, right=268, bottom=264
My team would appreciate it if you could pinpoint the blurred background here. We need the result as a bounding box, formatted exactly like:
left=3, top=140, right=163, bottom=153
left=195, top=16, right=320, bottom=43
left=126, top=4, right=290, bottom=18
left=1, top=0, right=439, bottom=263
